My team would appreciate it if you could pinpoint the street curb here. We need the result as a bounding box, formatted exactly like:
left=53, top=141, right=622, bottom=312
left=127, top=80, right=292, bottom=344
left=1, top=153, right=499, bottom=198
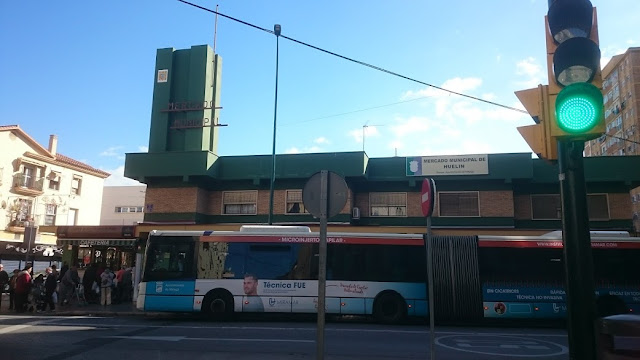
left=44, top=310, right=169, bottom=317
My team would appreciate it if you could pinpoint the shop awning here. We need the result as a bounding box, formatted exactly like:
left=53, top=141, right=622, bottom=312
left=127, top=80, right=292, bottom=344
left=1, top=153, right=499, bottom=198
left=1, top=241, right=63, bottom=258
left=57, top=238, right=137, bottom=247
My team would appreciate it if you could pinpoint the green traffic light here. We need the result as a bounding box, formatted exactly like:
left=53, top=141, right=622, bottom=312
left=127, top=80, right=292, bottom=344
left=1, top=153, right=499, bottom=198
left=555, top=82, right=603, bottom=134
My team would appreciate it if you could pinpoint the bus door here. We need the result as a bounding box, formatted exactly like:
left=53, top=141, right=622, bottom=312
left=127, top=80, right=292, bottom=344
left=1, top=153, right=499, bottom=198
left=141, top=236, right=198, bottom=311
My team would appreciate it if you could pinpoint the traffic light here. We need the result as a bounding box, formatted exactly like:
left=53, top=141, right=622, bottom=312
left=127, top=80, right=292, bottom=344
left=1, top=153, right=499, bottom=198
left=546, top=0, right=604, bottom=140
left=516, top=85, right=558, bottom=160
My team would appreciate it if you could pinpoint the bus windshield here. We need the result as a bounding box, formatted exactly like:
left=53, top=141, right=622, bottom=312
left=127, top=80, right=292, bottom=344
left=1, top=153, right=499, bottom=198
left=143, top=236, right=197, bottom=281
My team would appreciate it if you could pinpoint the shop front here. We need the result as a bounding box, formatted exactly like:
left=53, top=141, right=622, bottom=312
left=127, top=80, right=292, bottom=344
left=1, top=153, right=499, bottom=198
left=0, top=240, right=63, bottom=274
left=56, top=225, right=139, bottom=271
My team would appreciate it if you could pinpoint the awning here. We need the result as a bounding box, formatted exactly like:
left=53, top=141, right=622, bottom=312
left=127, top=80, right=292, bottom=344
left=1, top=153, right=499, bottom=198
left=1, top=241, right=63, bottom=258
left=57, top=238, right=137, bottom=247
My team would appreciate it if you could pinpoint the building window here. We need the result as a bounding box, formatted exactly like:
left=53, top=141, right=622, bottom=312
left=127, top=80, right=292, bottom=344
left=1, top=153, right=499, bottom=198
left=439, top=192, right=480, bottom=217
left=285, top=190, right=307, bottom=214
left=48, top=171, right=61, bottom=190
left=21, top=166, right=36, bottom=188
left=10, top=198, right=34, bottom=226
left=115, top=206, right=144, bottom=213
left=532, top=194, right=561, bottom=220
left=44, top=204, right=57, bottom=226
left=67, top=208, right=78, bottom=225
left=587, top=194, right=610, bottom=220
left=369, top=192, right=407, bottom=217
left=222, top=190, right=257, bottom=215
left=49, top=178, right=60, bottom=190
left=532, top=194, right=610, bottom=220
left=71, top=176, right=82, bottom=195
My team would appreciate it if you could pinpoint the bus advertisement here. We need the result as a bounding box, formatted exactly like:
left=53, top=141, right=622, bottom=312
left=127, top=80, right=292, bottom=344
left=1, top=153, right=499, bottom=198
left=136, top=226, right=640, bottom=323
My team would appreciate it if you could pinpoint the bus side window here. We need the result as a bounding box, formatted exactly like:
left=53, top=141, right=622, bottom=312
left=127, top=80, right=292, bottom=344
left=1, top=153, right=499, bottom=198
left=246, top=244, right=297, bottom=280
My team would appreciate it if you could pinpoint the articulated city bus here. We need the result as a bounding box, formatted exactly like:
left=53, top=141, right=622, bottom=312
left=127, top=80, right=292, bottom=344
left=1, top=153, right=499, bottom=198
left=136, top=226, right=640, bottom=323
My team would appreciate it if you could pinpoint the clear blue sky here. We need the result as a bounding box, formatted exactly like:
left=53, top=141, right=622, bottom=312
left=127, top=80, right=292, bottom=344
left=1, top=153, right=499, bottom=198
left=1, top=1, right=638, bottom=185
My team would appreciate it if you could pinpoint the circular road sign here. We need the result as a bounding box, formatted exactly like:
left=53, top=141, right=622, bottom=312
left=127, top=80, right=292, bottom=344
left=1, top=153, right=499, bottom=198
left=421, top=178, right=436, bottom=217
left=303, top=171, right=348, bottom=219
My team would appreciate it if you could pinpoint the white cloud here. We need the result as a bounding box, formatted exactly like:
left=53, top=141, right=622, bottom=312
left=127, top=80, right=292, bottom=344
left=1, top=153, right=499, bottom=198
left=285, top=146, right=322, bottom=154
left=138, top=145, right=149, bottom=152
left=100, top=146, right=123, bottom=157
left=441, top=77, right=482, bottom=93
left=482, top=93, right=497, bottom=101
left=102, top=165, right=144, bottom=186
left=314, top=137, right=330, bottom=145
left=515, top=57, right=543, bottom=88
left=390, top=116, right=431, bottom=137
left=417, top=140, right=494, bottom=157
left=349, top=126, right=381, bottom=143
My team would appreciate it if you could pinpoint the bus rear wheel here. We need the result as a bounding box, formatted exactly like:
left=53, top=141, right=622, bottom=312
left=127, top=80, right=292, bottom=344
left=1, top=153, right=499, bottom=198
left=373, top=292, right=407, bottom=324
left=202, top=290, right=234, bottom=321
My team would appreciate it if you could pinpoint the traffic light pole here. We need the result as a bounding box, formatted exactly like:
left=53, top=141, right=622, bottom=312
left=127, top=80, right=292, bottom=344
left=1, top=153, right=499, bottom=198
left=557, top=140, right=597, bottom=360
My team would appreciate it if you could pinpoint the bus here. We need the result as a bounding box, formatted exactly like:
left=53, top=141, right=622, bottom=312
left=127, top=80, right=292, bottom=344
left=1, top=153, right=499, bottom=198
left=136, top=226, right=640, bottom=323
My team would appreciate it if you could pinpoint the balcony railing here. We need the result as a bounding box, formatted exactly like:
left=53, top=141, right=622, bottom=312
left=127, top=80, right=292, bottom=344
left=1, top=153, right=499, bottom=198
left=12, top=174, right=45, bottom=195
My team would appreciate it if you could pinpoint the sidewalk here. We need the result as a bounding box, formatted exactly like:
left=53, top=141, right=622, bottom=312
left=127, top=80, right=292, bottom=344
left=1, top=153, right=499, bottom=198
left=0, top=292, right=165, bottom=317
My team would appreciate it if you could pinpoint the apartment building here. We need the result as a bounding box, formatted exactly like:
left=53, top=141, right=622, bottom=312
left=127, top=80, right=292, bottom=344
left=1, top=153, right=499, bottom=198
left=100, top=185, right=146, bottom=225
left=584, top=47, right=640, bottom=231
left=0, top=125, right=109, bottom=270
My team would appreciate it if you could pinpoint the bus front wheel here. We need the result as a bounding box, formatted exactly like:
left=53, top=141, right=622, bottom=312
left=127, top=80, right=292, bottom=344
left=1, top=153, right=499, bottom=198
left=202, top=290, right=234, bottom=321
left=373, top=292, right=407, bottom=324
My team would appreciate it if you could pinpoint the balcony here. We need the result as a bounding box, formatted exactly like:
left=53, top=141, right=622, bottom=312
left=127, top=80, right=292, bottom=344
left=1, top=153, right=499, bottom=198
left=6, top=215, right=41, bottom=233
left=12, top=174, right=44, bottom=196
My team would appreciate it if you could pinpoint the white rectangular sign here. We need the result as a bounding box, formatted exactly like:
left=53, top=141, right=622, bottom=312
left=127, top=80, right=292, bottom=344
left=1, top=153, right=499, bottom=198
left=406, top=154, right=489, bottom=176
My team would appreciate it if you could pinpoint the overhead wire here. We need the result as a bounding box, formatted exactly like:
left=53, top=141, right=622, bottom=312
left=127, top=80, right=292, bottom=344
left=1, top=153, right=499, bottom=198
left=177, top=0, right=528, bottom=115
left=178, top=0, right=640, bottom=148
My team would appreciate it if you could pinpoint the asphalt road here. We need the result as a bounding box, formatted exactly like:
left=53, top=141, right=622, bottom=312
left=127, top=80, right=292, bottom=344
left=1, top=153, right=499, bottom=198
left=0, top=314, right=574, bottom=359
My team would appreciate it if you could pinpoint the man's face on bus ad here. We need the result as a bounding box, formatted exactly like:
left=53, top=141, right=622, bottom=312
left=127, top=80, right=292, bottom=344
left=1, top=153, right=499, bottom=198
left=243, top=275, right=258, bottom=295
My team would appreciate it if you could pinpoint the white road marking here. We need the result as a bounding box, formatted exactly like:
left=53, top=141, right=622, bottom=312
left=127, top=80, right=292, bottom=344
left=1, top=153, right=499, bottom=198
left=105, top=336, right=186, bottom=341
left=104, top=335, right=313, bottom=343
left=28, top=320, right=568, bottom=338
left=436, top=335, right=568, bottom=357
left=0, top=317, right=61, bottom=335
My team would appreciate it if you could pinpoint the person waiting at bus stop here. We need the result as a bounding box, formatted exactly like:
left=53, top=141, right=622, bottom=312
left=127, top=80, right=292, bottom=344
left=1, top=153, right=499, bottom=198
left=100, top=268, right=115, bottom=306
left=0, top=264, right=8, bottom=310
left=14, top=265, right=33, bottom=313
left=59, top=265, right=80, bottom=306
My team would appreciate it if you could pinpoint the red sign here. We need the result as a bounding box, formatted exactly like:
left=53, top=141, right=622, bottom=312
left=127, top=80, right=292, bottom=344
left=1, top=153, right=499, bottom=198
left=421, top=178, right=436, bottom=217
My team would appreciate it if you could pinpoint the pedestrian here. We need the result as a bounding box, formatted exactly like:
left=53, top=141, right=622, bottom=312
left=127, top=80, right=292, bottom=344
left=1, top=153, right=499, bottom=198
left=121, top=267, right=133, bottom=302
left=8, top=269, right=19, bottom=310
left=43, top=267, right=57, bottom=311
left=51, top=264, right=59, bottom=277
left=60, top=265, right=80, bottom=306
left=82, top=264, right=98, bottom=303
left=100, top=268, right=115, bottom=306
left=0, top=264, right=8, bottom=310
left=114, top=267, right=125, bottom=303
left=14, top=265, right=33, bottom=313
left=59, top=262, right=69, bottom=281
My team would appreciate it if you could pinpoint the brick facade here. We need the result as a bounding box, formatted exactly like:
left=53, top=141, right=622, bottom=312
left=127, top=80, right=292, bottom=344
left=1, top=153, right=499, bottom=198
left=514, top=195, right=532, bottom=220
left=479, top=191, right=514, bottom=217
left=608, top=193, right=632, bottom=219
left=145, top=187, right=198, bottom=213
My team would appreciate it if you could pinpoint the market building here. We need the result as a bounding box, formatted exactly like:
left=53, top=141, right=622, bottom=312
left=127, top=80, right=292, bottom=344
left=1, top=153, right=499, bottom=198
left=121, top=45, right=640, bottom=237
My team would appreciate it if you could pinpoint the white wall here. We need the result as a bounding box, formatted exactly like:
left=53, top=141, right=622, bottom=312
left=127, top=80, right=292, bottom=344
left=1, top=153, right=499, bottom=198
left=0, top=130, right=106, bottom=228
left=100, top=185, right=146, bottom=225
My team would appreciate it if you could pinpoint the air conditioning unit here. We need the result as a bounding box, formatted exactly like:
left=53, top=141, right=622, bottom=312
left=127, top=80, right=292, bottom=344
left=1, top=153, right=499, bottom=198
left=351, top=207, right=360, bottom=220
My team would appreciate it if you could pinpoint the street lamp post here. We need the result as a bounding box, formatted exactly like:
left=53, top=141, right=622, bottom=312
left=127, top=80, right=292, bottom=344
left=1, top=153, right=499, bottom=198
left=268, top=24, right=281, bottom=225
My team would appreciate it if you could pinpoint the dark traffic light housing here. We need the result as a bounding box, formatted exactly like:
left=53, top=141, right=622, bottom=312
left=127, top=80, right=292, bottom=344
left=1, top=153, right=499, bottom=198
left=547, top=0, right=604, bottom=139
